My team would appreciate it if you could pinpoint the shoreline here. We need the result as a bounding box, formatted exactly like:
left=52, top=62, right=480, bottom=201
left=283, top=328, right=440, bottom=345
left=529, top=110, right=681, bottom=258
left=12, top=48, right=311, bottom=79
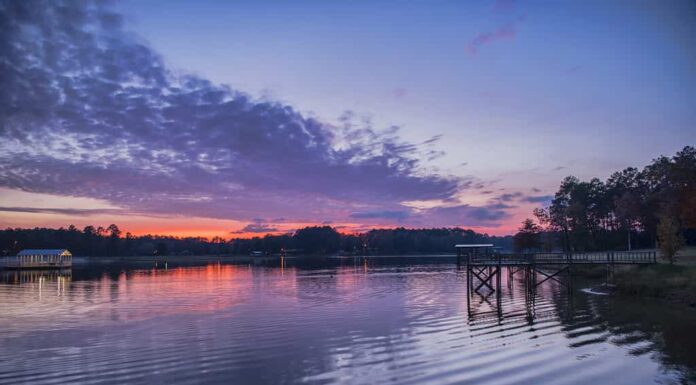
left=613, top=264, right=696, bottom=309
left=573, top=263, right=696, bottom=310
left=7, top=254, right=695, bottom=310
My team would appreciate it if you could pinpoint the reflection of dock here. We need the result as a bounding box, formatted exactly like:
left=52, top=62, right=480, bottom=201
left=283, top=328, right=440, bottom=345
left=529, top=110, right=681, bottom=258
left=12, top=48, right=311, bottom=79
left=465, top=266, right=572, bottom=326
left=0, top=269, right=72, bottom=284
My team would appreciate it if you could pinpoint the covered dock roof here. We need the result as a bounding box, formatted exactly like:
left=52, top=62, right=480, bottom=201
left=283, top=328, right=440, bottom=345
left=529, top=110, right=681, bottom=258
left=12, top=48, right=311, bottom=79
left=17, top=249, right=72, bottom=256
left=454, top=244, right=494, bottom=248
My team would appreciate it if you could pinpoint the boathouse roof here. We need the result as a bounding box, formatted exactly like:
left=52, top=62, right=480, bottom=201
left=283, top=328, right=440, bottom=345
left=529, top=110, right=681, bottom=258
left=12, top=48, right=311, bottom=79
left=17, top=249, right=72, bottom=256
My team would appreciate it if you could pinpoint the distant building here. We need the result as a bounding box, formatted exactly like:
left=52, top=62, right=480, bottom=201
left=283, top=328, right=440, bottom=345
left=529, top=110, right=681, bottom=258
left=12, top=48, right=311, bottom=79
left=455, top=244, right=495, bottom=255
left=4, top=249, right=73, bottom=269
left=455, top=244, right=496, bottom=261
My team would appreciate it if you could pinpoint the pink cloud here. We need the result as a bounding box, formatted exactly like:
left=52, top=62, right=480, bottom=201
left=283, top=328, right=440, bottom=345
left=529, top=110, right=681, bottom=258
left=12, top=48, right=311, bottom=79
left=466, top=16, right=526, bottom=55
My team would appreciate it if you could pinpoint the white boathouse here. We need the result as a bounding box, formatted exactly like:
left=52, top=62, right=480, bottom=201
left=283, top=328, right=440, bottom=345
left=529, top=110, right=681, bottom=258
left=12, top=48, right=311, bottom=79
left=4, top=249, right=73, bottom=269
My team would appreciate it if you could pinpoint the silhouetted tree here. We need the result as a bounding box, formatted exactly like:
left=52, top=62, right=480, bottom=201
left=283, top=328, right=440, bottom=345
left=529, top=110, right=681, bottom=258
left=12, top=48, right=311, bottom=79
left=513, top=218, right=542, bottom=252
left=534, top=146, right=695, bottom=251
left=0, top=225, right=513, bottom=257
left=657, top=214, right=684, bottom=264
left=614, top=191, right=641, bottom=250
left=293, top=226, right=341, bottom=254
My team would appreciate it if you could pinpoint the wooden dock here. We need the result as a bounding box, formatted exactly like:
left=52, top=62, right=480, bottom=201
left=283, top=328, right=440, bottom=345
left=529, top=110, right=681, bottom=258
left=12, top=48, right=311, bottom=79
left=458, top=250, right=657, bottom=266
left=455, top=245, right=657, bottom=320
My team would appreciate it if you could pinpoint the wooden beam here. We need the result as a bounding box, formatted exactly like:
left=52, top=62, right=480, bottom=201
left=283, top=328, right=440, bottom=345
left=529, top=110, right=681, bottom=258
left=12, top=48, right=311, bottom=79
left=535, top=266, right=568, bottom=287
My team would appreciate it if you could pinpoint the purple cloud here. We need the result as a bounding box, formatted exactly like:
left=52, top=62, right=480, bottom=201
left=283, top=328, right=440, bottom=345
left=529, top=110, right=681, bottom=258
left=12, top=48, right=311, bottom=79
left=0, top=1, right=520, bottom=231
left=350, top=211, right=410, bottom=220
left=521, top=195, right=553, bottom=204
left=466, top=16, right=525, bottom=55
left=0, top=1, right=469, bottom=224
left=491, top=191, right=554, bottom=206
left=232, top=222, right=279, bottom=234
left=0, top=207, right=124, bottom=216
left=497, top=192, right=523, bottom=202
left=423, top=204, right=511, bottom=226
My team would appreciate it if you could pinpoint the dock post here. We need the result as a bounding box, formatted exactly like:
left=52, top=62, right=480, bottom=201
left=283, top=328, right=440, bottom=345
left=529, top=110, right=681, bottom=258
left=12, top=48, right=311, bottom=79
left=467, top=264, right=473, bottom=293
left=567, top=252, right=572, bottom=293
left=495, top=264, right=501, bottom=304
left=466, top=265, right=471, bottom=316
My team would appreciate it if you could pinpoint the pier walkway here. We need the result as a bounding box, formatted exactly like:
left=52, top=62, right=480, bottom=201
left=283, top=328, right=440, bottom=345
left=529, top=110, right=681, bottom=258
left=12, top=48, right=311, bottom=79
left=455, top=245, right=657, bottom=319
left=458, top=250, right=657, bottom=266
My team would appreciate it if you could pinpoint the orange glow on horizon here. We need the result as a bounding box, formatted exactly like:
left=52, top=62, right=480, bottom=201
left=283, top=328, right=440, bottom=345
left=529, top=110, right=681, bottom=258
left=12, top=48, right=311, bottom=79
left=0, top=215, right=521, bottom=239
left=122, top=221, right=519, bottom=239
left=0, top=187, right=534, bottom=238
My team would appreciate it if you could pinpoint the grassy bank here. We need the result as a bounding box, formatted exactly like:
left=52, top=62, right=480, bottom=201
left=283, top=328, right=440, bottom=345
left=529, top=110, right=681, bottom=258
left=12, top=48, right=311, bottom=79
left=614, top=264, right=696, bottom=308
left=566, top=247, right=696, bottom=308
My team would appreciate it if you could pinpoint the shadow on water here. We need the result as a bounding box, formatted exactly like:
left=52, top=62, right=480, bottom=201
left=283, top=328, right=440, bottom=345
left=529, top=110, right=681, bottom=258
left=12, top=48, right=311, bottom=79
left=0, top=257, right=694, bottom=384
left=564, top=287, right=696, bottom=384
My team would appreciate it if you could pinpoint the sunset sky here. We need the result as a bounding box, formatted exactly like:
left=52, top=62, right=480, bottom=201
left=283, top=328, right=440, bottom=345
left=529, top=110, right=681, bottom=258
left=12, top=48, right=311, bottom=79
left=1, top=0, right=695, bottom=238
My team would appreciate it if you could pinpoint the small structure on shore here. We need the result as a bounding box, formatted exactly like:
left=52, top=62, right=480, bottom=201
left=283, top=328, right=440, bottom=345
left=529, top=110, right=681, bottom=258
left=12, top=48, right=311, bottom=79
left=4, top=249, right=73, bottom=269
left=455, top=244, right=495, bottom=260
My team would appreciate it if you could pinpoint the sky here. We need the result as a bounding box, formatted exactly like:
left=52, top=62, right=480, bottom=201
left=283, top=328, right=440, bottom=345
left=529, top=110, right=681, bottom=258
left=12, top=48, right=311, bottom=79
left=0, top=0, right=695, bottom=238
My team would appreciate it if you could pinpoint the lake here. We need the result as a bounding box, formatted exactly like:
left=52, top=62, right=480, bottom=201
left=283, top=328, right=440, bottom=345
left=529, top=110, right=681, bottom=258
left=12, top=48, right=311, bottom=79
left=1, top=257, right=695, bottom=384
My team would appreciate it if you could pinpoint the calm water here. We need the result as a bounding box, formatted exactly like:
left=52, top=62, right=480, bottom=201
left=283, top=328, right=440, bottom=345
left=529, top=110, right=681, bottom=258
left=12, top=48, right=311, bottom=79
left=1, top=257, right=695, bottom=385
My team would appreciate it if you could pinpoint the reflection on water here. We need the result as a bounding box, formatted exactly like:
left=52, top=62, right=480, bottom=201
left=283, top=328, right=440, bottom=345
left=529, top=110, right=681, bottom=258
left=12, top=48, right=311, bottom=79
left=0, top=258, right=694, bottom=385
left=1, top=269, right=72, bottom=285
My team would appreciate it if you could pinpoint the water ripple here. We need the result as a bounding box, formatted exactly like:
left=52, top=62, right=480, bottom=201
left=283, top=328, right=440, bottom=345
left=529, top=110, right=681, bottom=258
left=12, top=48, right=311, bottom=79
left=0, top=262, right=693, bottom=384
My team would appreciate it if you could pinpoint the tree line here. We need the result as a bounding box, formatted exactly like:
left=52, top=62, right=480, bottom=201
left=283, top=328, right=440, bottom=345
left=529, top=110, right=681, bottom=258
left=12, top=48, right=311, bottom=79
left=0, top=225, right=512, bottom=257
left=513, top=146, right=696, bottom=262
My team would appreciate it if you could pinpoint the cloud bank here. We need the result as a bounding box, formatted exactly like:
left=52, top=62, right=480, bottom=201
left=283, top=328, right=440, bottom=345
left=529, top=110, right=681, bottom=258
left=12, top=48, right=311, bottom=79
left=0, top=0, right=516, bottom=231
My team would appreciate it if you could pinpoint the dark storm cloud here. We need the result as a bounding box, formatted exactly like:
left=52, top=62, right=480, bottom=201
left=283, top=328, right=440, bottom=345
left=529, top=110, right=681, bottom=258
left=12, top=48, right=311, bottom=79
left=0, top=0, right=506, bottom=228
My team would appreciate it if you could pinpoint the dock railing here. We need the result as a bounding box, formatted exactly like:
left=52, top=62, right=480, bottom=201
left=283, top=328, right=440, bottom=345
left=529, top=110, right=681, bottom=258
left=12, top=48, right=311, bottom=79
left=466, top=250, right=656, bottom=265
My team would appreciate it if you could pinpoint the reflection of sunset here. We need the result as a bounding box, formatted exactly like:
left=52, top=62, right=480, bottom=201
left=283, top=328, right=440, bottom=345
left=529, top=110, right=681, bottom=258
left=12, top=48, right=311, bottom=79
left=0, top=264, right=301, bottom=338
left=113, top=264, right=301, bottom=319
